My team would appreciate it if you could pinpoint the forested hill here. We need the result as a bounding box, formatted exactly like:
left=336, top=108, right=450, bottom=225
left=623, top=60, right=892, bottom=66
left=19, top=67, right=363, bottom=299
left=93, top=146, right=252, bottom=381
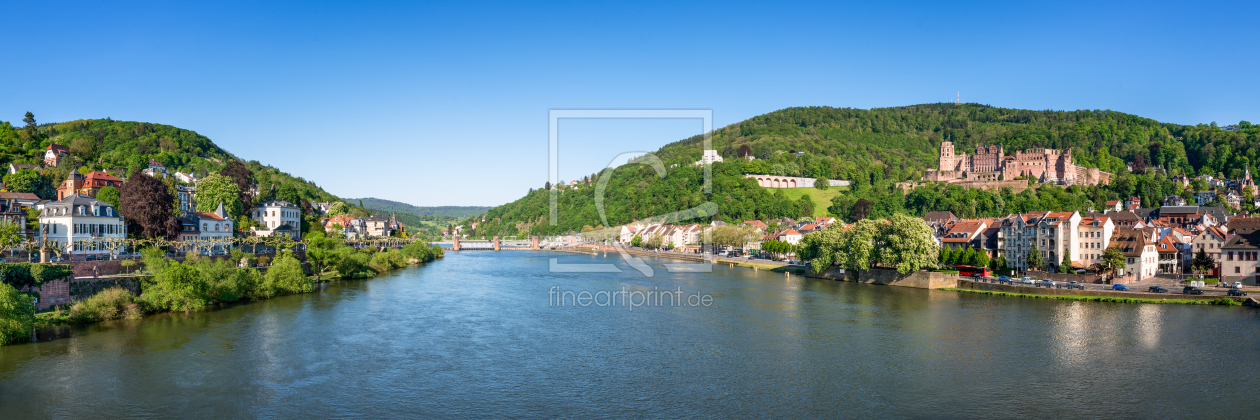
left=0, top=116, right=340, bottom=205
left=345, top=197, right=491, bottom=218
left=461, top=103, right=1259, bottom=238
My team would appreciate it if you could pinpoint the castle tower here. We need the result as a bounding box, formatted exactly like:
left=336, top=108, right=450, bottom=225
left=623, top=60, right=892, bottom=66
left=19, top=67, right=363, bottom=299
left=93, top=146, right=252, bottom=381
left=939, top=141, right=955, bottom=171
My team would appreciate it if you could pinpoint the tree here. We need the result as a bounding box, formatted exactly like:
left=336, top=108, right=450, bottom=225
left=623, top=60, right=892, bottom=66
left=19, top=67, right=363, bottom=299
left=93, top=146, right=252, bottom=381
left=940, top=247, right=953, bottom=266
left=195, top=173, right=243, bottom=218
left=140, top=260, right=209, bottom=313
left=219, top=161, right=255, bottom=214
left=1059, top=246, right=1074, bottom=273
left=118, top=171, right=180, bottom=239
left=738, top=145, right=753, bottom=158
left=974, top=249, right=990, bottom=269
left=630, top=235, right=643, bottom=248
left=1026, top=247, right=1043, bottom=271
left=70, top=137, right=100, bottom=162
left=0, top=219, right=21, bottom=257
left=646, top=235, right=663, bottom=250
left=275, top=183, right=301, bottom=207
left=2, top=167, right=52, bottom=199
left=20, top=112, right=36, bottom=142
left=0, top=282, right=36, bottom=345
left=96, top=186, right=120, bottom=207
left=328, top=202, right=349, bottom=217
left=814, top=178, right=829, bottom=190
left=1099, top=247, right=1126, bottom=279
left=1132, top=154, right=1146, bottom=173
left=1192, top=247, right=1215, bottom=274
left=259, top=253, right=313, bottom=297
left=851, top=198, right=873, bottom=221
left=879, top=214, right=940, bottom=274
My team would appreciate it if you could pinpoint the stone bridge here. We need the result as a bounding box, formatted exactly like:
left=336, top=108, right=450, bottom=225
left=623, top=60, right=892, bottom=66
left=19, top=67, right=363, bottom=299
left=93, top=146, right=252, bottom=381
left=744, top=174, right=850, bottom=188
left=449, top=236, right=541, bottom=251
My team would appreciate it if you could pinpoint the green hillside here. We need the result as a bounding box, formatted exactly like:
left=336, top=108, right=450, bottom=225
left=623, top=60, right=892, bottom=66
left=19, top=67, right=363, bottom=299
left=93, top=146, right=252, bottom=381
left=347, top=197, right=490, bottom=218
left=463, top=103, right=1259, bottom=237
left=1, top=114, right=341, bottom=210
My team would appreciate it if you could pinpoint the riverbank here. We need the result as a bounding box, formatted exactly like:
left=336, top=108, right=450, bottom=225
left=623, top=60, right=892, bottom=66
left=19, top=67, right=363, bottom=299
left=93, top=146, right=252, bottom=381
left=941, top=287, right=1242, bottom=305
left=0, top=240, right=445, bottom=345
left=564, top=245, right=806, bottom=273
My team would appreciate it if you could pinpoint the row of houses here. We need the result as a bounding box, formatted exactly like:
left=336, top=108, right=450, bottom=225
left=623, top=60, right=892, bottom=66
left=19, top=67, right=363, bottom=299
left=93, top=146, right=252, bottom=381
left=609, top=217, right=840, bottom=252
left=926, top=202, right=1260, bottom=284
left=321, top=213, right=404, bottom=239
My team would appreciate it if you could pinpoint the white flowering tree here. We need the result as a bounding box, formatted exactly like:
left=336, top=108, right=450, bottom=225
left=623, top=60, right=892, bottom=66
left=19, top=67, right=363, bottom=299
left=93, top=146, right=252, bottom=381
left=879, top=213, right=940, bottom=274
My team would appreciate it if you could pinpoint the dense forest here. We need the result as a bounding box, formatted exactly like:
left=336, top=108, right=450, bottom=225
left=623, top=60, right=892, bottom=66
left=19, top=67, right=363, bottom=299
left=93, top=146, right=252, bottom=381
left=464, top=104, right=1260, bottom=237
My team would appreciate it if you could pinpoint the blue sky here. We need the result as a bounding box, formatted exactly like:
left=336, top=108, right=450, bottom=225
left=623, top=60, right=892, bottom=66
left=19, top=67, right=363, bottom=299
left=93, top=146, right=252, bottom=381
left=3, top=1, right=1257, bottom=206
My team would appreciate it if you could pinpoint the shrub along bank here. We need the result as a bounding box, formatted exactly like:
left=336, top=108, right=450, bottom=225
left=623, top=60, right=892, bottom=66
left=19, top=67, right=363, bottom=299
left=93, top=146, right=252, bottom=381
left=0, top=237, right=445, bottom=345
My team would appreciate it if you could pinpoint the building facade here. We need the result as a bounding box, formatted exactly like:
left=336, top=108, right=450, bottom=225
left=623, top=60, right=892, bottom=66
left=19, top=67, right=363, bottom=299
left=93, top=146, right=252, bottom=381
left=251, top=199, right=302, bottom=240
left=37, top=195, right=126, bottom=257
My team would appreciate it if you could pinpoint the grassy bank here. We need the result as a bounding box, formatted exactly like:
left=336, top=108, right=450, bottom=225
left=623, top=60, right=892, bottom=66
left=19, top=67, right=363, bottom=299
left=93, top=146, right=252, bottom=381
left=941, top=287, right=1241, bottom=306
left=1, top=236, right=445, bottom=345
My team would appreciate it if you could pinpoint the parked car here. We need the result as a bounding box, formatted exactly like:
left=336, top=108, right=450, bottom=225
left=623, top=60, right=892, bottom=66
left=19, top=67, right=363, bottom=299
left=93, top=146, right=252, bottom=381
left=1066, top=281, right=1083, bottom=290
left=1228, top=289, right=1248, bottom=296
left=1112, top=284, right=1129, bottom=291
left=1148, top=286, right=1168, bottom=293
left=1020, top=277, right=1036, bottom=285
left=1183, top=286, right=1204, bottom=295
left=998, top=276, right=1011, bottom=282
left=1039, top=279, right=1055, bottom=287
left=1233, top=282, right=1244, bottom=289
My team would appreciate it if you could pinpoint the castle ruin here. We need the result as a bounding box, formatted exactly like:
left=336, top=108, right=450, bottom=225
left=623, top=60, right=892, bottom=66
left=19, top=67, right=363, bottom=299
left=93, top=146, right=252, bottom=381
left=925, top=141, right=1112, bottom=187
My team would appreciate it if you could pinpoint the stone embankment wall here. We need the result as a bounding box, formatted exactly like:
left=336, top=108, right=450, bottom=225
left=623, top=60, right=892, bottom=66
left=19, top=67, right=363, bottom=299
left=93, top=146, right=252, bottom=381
left=808, top=267, right=958, bottom=289
left=21, top=276, right=145, bottom=310
left=952, top=279, right=1225, bottom=300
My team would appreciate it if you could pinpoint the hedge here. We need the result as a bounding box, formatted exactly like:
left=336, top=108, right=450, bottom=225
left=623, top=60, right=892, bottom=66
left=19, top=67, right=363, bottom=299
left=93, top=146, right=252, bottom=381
left=0, top=263, right=76, bottom=288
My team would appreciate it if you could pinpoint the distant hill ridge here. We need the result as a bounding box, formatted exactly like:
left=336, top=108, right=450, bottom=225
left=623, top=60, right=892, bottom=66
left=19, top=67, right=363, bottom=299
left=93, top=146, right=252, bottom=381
left=346, top=197, right=490, bottom=218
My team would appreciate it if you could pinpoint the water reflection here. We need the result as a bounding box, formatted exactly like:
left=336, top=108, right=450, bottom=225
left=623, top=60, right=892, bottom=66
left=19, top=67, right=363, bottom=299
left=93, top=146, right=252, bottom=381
left=1052, top=302, right=1090, bottom=366
left=1136, top=304, right=1163, bottom=350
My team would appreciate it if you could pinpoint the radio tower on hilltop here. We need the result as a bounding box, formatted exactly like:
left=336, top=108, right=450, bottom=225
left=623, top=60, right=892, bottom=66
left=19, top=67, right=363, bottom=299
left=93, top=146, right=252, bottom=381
left=956, top=91, right=960, bottom=104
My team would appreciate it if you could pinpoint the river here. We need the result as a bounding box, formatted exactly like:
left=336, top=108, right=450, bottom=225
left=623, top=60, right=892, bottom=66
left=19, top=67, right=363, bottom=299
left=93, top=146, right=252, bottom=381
left=2, top=251, right=1259, bottom=418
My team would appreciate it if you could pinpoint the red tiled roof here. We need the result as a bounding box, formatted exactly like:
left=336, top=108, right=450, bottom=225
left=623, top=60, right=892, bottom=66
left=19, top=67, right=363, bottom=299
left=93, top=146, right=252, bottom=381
left=0, top=192, right=39, bottom=200
left=46, top=144, right=69, bottom=154
left=195, top=211, right=227, bottom=221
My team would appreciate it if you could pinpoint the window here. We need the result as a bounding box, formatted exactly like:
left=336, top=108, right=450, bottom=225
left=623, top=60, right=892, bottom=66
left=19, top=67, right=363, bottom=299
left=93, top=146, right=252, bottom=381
left=1236, top=267, right=1241, bottom=273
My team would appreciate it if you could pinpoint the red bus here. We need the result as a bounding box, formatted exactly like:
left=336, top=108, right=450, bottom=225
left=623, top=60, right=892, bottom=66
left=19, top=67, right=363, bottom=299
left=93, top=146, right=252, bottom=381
left=955, top=265, right=991, bottom=278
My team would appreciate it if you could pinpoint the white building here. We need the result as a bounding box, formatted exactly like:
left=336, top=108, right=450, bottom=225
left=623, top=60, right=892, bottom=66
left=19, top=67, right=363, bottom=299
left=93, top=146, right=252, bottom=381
left=1113, top=227, right=1159, bottom=282
left=250, top=199, right=302, bottom=240
left=174, top=172, right=197, bottom=184
left=695, top=150, right=724, bottom=166
left=177, top=185, right=196, bottom=212
left=141, top=159, right=168, bottom=178
left=37, top=195, right=127, bottom=258
left=1076, top=216, right=1114, bottom=268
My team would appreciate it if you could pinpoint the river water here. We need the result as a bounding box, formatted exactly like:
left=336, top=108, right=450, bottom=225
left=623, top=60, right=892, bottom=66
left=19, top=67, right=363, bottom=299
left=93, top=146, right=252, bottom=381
left=2, top=251, right=1258, bottom=418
